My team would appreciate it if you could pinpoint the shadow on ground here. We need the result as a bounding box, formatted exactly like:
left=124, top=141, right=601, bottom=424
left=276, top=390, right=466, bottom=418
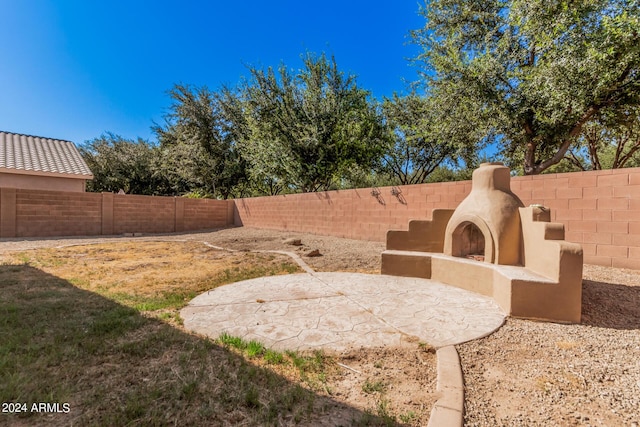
left=581, top=280, right=640, bottom=330
left=0, top=264, right=397, bottom=426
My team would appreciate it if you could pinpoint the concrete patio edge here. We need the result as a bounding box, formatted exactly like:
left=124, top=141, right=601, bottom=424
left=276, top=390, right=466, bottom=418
left=428, top=346, right=464, bottom=427
left=200, top=241, right=477, bottom=426
left=10, top=236, right=474, bottom=425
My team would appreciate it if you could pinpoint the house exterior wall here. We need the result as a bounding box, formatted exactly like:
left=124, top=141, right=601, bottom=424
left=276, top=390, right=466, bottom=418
left=0, top=172, right=86, bottom=192
left=234, top=167, right=640, bottom=270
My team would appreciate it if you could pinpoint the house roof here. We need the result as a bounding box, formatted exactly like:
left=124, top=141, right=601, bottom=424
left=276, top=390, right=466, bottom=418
left=0, top=131, right=93, bottom=179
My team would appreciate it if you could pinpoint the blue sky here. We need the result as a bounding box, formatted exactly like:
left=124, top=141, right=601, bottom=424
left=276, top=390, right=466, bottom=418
left=0, top=1, right=425, bottom=146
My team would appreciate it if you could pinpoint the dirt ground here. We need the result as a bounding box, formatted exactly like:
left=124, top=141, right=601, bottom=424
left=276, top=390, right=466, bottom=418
left=199, top=227, right=385, bottom=274
left=0, top=230, right=435, bottom=426
left=3, top=225, right=639, bottom=425
left=184, top=227, right=640, bottom=426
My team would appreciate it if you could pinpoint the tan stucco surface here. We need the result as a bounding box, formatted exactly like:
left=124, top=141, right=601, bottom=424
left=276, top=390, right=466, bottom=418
left=382, top=163, right=583, bottom=323
left=0, top=172, right=86, bottom=192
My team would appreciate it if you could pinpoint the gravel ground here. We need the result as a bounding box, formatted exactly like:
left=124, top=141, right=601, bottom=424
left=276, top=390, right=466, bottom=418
left=459, top=264, right=640, bottom=427
left=2, top=226, right=639, bottom=426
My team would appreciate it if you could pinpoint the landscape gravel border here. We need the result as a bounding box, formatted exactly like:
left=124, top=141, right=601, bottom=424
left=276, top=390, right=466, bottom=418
left=428, top=346, right=464, bottom=427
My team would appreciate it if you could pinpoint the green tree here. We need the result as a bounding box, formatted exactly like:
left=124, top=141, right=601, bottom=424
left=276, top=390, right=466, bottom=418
left=238, top=108, right=294, bottom=195
left=413, top=0, right=640, bottom=175
left=80, top=133, right=166, bottom=195
left=565, top=107, right=640, bottom=170
left=153, top=85, right=247, bottom=199
left=426, top=165, right=474, bottom=183
left=240, top=53, right=388, bottom=192
left=382, top=93, right=468, bottom=184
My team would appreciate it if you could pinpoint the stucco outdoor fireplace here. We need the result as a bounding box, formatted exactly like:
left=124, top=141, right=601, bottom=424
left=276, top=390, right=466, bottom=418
left=382, top=162, right=583, bottom=323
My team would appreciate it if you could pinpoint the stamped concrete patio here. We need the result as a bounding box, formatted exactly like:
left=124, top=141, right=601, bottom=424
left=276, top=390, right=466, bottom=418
left=181, top=271, right=506, bottom=352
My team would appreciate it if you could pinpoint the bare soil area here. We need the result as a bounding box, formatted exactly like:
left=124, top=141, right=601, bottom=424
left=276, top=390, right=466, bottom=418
left=324, top=346, right=437, bottom=425
left=198, top=227, right=385, bottom=273
left=459, top=264, right=640, bottom=427
left=3, top=225, right=639, bottom=426
left=1, top=231, right=434, bottom=426
left=185, top=227, right=640, bottom=426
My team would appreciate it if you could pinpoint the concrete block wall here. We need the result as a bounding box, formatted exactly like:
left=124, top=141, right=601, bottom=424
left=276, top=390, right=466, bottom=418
left=112, top=194, right=176, bottom=235
left=511, top=168, right=640, bottom=270
left=183, top=198, right=235, bottom=231
left=15, top=190, right=102, bottom=237
left=234, top=167, right=640, bottom=270
left=1, top=166, right=637, bottom=270
left=0, top=188, right=233, bottom=238
left=234, top=184, right=469, bottom=242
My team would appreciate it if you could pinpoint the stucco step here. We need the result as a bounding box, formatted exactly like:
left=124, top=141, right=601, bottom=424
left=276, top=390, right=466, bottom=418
left=381, top=250, right=432, bottom=278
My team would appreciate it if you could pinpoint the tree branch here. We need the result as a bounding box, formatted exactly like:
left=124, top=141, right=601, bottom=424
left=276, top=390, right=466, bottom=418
left=617, top=133, right=640, bottom=168
left=565, top=150, right=587, bottom=171
left=533, top=105, right=601, bottom=174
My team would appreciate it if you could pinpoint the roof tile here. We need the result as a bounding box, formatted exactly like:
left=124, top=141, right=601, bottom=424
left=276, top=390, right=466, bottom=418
left=0, top=131, right=93, bottom=178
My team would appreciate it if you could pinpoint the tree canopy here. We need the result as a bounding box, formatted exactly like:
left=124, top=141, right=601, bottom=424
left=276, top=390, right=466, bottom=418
left=412, top=0, right=640, bottom=174
left=565, top=106, right=640, bottom=170
left=82, top=3, right=640, bottom=197
left=153, top=85, right=247, bottom=199
left=141, top=54, right=390, bottom=197
left=240, top=53, right=388, bottom=192
left=80, top=133, right=167, bottom=195
left=382, top=93, right=465, bottom=184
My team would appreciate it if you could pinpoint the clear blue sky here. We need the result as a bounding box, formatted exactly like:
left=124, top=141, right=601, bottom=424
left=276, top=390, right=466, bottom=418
left=0, top=1, right=425, bottom=146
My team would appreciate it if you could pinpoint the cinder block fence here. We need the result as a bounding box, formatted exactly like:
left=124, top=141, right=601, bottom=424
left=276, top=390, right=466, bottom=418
left=0, top=189, right=234, bottom=238
left=1, top=167, right=638, bottom=270
left=234, top=167, right=640, bottom=270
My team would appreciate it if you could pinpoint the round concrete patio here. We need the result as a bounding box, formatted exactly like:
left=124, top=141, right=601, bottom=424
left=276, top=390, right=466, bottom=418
left=181, top=272, right=506, bottom=352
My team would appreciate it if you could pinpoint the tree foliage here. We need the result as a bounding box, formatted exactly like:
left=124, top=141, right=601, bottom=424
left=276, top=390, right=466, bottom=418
left=153, top=85, right=247, bottom=198
left=80, top=133, right=166, bottom=195
left=382, top=93, right=470, bottom=184
left=144, top=54, right=389, bottom=197
left=413, top=0, right=640, bottom=174
left=565, top=106, right=640, bottom=170
left=240, top=53, right=388, bottom=192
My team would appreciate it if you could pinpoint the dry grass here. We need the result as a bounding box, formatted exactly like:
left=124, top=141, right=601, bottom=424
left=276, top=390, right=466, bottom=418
left=0, top=241, right=402, bottom=426
left=10, top=241, right=301, bottom=324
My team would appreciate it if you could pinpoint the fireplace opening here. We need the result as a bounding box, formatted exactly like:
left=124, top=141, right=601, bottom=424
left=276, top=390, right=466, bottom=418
left=452, top=221, right=486, bottom=262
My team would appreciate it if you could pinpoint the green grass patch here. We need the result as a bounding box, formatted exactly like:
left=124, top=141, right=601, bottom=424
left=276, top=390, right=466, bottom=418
left=217, top=334, right=333, bottom=391
left=0, top=262, right=322, bottom=425
left=246, top=340, right=266, bottom=358
left=362, top=378, right=387, bottom=394
left=399, top=410, right=418, bottom=424
left=218, top=331, right=248, bottom=350
left=285, top=349, right=328, bottom=375
left=0, top=244, right=407, bottom=425
left=264, top=349, right=284, bottom=365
